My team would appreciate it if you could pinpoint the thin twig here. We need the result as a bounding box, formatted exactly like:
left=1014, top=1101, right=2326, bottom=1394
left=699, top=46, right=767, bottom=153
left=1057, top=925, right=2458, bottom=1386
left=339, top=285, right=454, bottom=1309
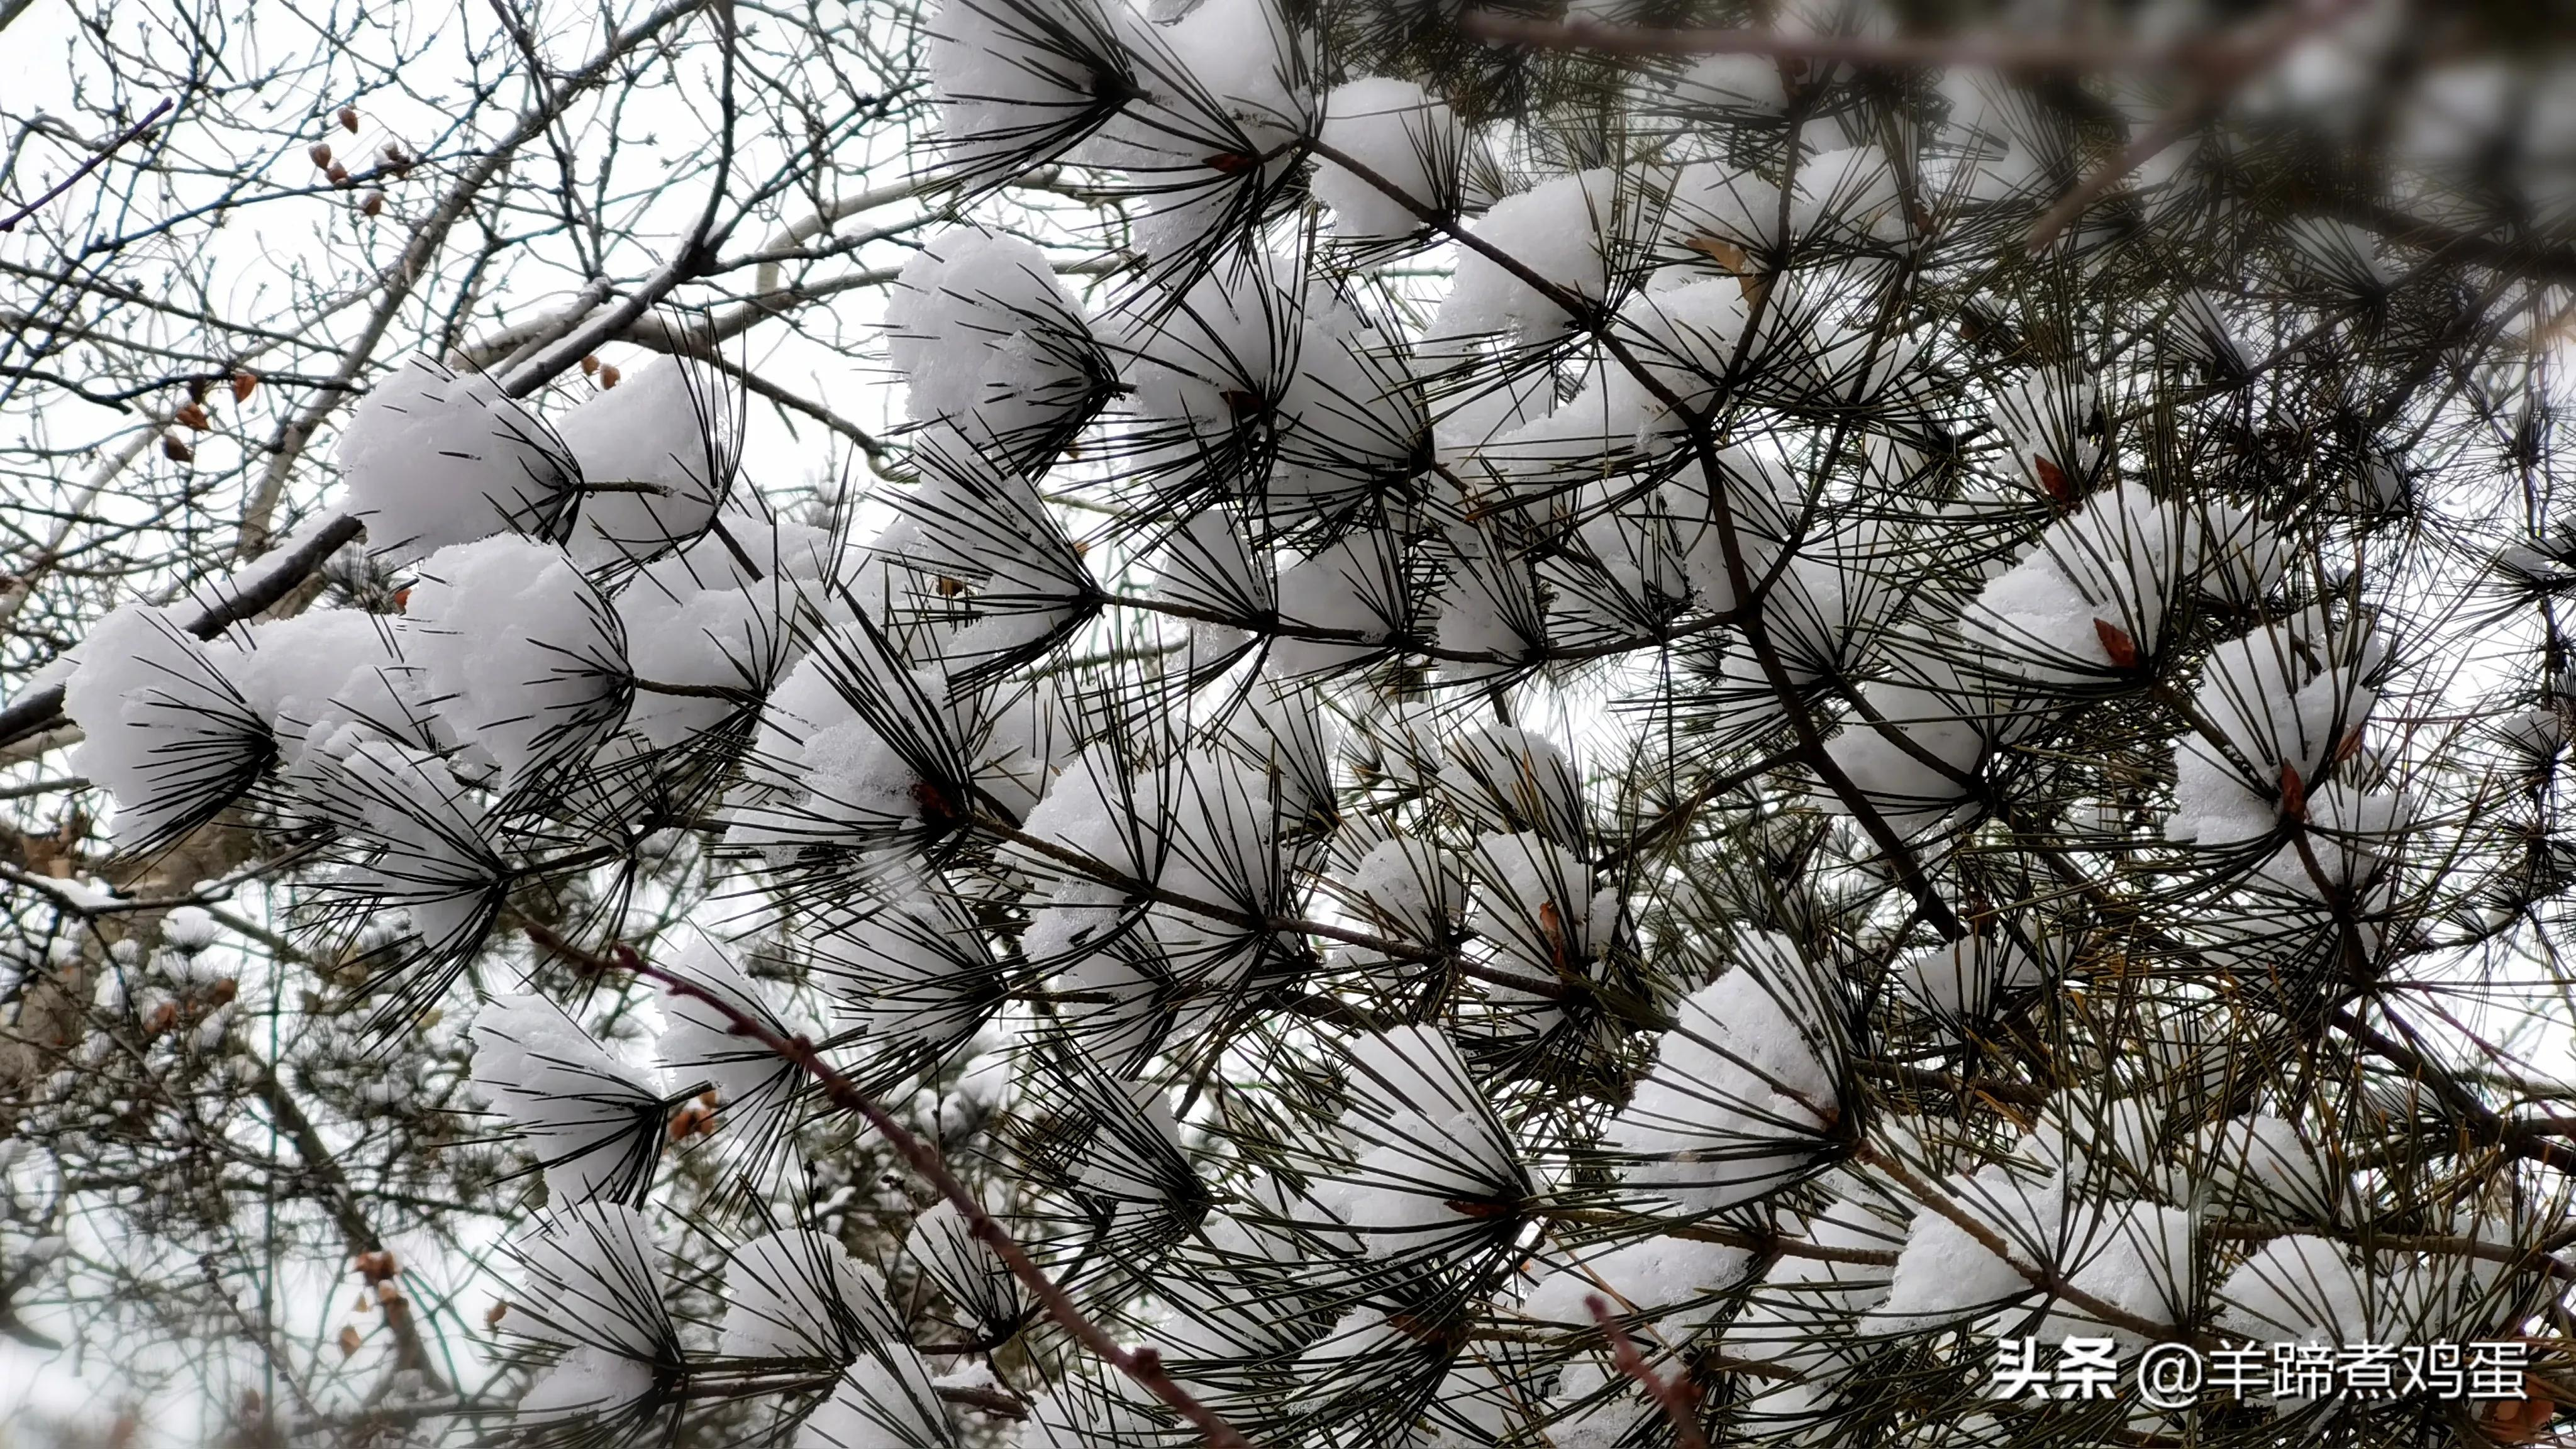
left=499, top=0, right=741, bottom=399
left=1585, top=1294, right=1708, bottom=1449
left=1460, top=12, right=2188, bottom=72
left=0, top=99, right=173, bottom=234
left=1856, top=1145, right=2204, bottom=1345
left=515, top=919, right=1257, bottom=1448
left=2023, top=0, right=2368, bottom=253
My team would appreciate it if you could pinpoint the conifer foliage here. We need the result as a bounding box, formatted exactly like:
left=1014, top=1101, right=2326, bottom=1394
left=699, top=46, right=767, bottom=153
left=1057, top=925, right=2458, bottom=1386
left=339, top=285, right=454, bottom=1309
left=9, top=0, right=2576, bottom=1445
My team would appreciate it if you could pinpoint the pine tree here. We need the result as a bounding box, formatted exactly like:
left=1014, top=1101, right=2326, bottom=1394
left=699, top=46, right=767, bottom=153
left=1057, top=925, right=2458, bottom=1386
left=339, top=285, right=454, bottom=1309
left=6, top=0, right=2576, bottom=1445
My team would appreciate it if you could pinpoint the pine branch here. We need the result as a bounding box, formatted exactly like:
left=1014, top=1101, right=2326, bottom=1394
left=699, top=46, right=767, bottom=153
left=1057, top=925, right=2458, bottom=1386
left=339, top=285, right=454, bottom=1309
left=2024, top=0, right=2372, bottom=253
left=1302, top=135, right=1972, bottom=941
left=0, top=511, right=366, bottom=751
left=1458, top=12, right=2182, bottom=73
left=1855, top=1145, right=2202, bottom=1346
left=515, top=918, right=1259, bottom=1448
left=1585, top=1292, right=1708, bottom=1449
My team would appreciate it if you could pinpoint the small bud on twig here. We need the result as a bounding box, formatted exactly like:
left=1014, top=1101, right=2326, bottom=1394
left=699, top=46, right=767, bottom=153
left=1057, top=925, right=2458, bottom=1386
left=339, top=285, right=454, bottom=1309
left=2279, top=762, right=2309, bottom=821
left=2094, top=618, right=2140, bottom=670
left=2034, top=455, right=2075, bottom=504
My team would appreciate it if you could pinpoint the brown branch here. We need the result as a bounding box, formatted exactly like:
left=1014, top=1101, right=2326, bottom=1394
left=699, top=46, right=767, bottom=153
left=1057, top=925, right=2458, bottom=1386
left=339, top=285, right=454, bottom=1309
left=0, top=99, right=173, bottom=234
left=2023, top=0, right=2368, bottom=252
left=1856, top=1145, right=2201, bottom=1346
left=1539, top=1207, right=1899, bottom=1267
left=1457, top=12, right=2173, bottom=71
left=701, top=357, right=899, bottom=469
left=2329, top=1006, right=2576, bottom=1176
left=514, top=919, right=1255, bottom=1448
left=244, top=1060, right=445, bottom=1388
left=935, top=1382, right=1030, bottom=1419
left=0, top=513, right=367, bottom=751
left=1585, top=1294, right=1708, bottom=1449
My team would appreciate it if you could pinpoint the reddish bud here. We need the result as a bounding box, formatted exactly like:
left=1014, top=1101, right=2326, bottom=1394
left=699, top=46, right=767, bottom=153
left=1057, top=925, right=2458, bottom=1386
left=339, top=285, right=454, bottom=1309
left=337, top=1325, right=361, bottom=1358
left=579, top=353, right=599, bottom=376
left=597, top=363, right=621, bottom=389
left=2033, top=454, right=2074, bottom=504
left=230, top=371, right=258, bottom=402
left=174, top=402, right=211, bottom=431
left=911, top=779, right=962, bottom=828
left=162, top=436, right=195, bottom=463
left=326, top=162, right=351, bottom=186
left=359, top=190, right=384, bottom=217
left=2093, top=618, right=2140, bottom=670
left=2279, top=762, right=2308, bottom=821
left=308, top=142, right=333, bottom=169
left=338, top=106, right=360, bottom=133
